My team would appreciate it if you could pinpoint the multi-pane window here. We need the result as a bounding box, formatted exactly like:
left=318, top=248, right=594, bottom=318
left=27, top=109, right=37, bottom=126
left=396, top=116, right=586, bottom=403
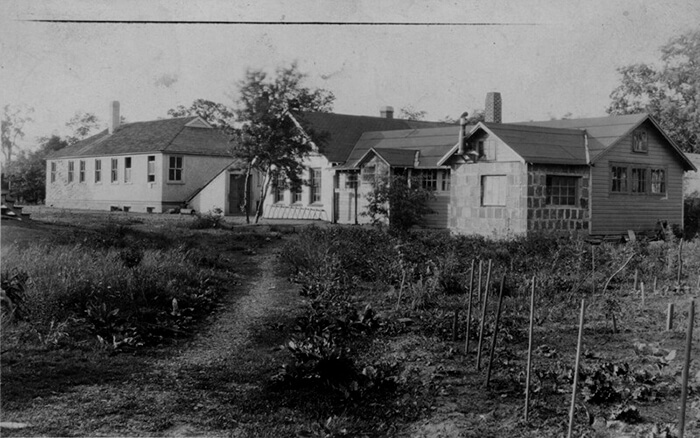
left=546, top=175, right=578, bottom=206
left=310, top=168, right=322, bottom=204
left=419, top=169, right=438, bottom=191
left=79, top=160, right=86, bottom=182
left=292, top=188, right=302, bottom=204
left=168, top=156, right=183, bottom=181
left=94, top=159, right=102, bottom=183
left=631, top=168, right=647, bottom=193
left=147, top=156, right=155, bottom=182
left=67, top=161, right=74, bottom=183
left=111, top=158, right=119, bottom=182
left=651, top=169, right=666, bottom=194
left=50, top=162, right=57, bottom=183
left=632, top=129, right=648, bottom=153
left=611, top=166, right=627, bottom=192
left=124, top=157, right=132, bottom=183
left=345, top=172, right=358, bottom=189
left=481, top=175, right=506, bottom=206
left=362, top=165, right=376, bottom=183
left=272, top=174, right=284, bottom=203
left=440, top=170, right=451, bottom=192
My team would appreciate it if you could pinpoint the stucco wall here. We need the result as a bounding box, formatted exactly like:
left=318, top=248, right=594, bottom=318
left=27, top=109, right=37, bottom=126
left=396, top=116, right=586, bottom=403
left=448, top=161, right=528, bottom=237
left=526, top=164, right=590, bottom=233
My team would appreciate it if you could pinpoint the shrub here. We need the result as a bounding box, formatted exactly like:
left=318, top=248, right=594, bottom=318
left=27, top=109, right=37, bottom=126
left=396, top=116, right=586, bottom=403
left=189, top=208, right=224, bottom=229
left=363, top=176, right=435, bottom=233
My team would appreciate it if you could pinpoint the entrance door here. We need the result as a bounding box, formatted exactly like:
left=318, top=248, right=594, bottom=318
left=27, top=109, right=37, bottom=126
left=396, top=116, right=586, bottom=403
left=228, top=173, right=248, bottom=215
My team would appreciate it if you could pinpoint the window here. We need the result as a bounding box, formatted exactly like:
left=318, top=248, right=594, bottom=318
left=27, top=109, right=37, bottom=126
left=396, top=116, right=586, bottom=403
left=631, top=167, right=647, bottom=193
left=292, top=188, right=302, bottom=204
left=362, top=165, right=376, bottom=183
left=611, top=166, right=627, bottom=192
left=651, top=169, right=666, bottom=194
left=419, top=169, right=438, bottom=191
left=546, top=175, right=578, bottom=206
left=310, top=168, right=322, bottom=204
left=632, top=129, right=648, bottom=153
left=272, top=174, right=284, bottom=203
left=50, top=162, right=57, bottom=183
left=440, top=170, right=451, bottom=192
left=124, top=157, right=132, bottom=183
left=94, top=159, right=102, bottom=183
left=168, top=156, right=183, bottom=181
left=68, top=161, right=74, bottom=183
left=481, top=175, right=506, bottom=206
left=79, top=160, right=86, bottom=182
left=111, top=158, right=118, bottom=183
left=147, top=156, right=155, bottom=182
left=345, top=172, right=358, bottom=189
left=477, top=140, right=485, bottom=158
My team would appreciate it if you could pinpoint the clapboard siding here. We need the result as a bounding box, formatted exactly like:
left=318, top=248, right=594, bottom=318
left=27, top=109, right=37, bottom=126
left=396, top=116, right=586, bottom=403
left=590, top=120, right=685, bottom=234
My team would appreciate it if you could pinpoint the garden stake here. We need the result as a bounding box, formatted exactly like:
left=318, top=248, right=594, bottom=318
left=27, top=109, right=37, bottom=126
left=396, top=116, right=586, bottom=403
left=464, top=260, right=475, bottom=355
left=666, top=303, right=674, bottom=331
left=485, top=274, right=506, bottom=388
left=591, top=245, right=595, bottom=294
left=524, top=276, right=535, bottom=422
left=679, top=300, right=695, bottom=438
left=653, top=276, right=657, bottom=293
left=452, top=309, right=460, bottom=342
left=633, top=268, right=639, bottom=291
left=567, top=299, right=586, bottom=438
left=477, top=259, right=483, bottom=306
left=640, top=282, right=645, bottom=308
left=677, top=239, right=683, bottom=286
left=476, top=267, right=493, bottom=371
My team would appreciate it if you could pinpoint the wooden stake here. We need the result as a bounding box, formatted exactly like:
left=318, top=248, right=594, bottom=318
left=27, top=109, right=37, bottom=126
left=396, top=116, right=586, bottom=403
left=679, top=300, right=695, bottom=438
left=653, top=276, right=657, bottom=293
left=477, top=259, right=483, bottom=306
left=567, top=299, right=586, bottom=438
left=476, top=265, right=493, bottom=371
left=591, top=245, right=596, bottom=294
left=640, top=282, right=645, bottom=308
left=667, top=303, right=674, bottom=331
left=485, top=274, right=506, bottom=388
left=524, top=276, right=536, bottom=422
left=677, top=239, right=683, bottom=285
left=633, top=268, right=639, bottom=291
left=452, top=309, right=460, bottom=341
left=464, top=260, right=475, bottom=355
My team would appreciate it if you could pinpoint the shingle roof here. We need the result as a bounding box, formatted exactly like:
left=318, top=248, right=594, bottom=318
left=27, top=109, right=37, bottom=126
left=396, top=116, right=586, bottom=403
left=343, top=126, right=463, bottom=168
left=479, top=123, right=587, bottom=165
left=47, top=117, right=232, bottom=159
left=299, top=112, right=454, bottom=164
left=358, top=148, right=418, bottom=167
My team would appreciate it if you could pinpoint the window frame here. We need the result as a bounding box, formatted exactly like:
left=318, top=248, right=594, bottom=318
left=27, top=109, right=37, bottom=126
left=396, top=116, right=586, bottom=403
left=631, top=167, right=648, bottom=194
left=419, top=169, right=439, bottom=191
left=481, top=175, right=507, bottom=207
left=67, top=161, right=74, bottom=183
left=168, top=156, right=183, bottom=182
left=610, top=164, right=628, bottom=193
left=545, top=175, right=579, bottom=206
left=440, top=170, right=451, bottom=192
left=94, top=159, right=102, bottom=183
left=650, top=168, right=666, bottom=195
left=272, top=174, right=285, bottom=203
left=124, top=157, right=132, bottom=183
left=310, top=168, right=322, bottom=204
left=632, top=129, right=649, bottom=153
left=78, top=160, right=86, bottom=183
left=345, top=172, right=358, bottom=189
left=147, top=155, right=156, bottom=183
left=50, top=162, right=57, bottom=183
left=610, top=163, right=668, bottom=197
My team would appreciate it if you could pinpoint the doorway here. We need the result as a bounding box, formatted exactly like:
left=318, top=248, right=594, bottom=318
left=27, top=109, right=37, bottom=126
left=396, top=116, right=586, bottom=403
left=228, top=173, right=249, bottom=215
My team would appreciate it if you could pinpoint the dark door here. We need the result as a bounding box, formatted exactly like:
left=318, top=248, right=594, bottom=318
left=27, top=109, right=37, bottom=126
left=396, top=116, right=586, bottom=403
left=228, top=174, right=248, bottom=215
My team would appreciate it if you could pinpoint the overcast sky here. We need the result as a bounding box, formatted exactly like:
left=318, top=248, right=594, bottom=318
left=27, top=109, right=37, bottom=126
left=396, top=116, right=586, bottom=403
left=2, top=0, right=699, bottom=149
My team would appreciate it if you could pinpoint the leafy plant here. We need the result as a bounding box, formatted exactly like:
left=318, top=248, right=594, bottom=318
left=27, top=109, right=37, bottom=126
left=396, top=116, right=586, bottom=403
left=363, top=175, right=435, bottom=233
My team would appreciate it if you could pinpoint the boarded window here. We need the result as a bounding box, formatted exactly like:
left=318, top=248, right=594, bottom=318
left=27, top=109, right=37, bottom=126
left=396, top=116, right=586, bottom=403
left=94, top=159, right=101, bottom=183
left=50, top=162, right=57, bottom=183
left=310, top=168, right=322, bottom=204
left=611, top=166, right=627, bottom=192
left=632, top=129, right=648, bottom=153
left=68, top=161, right=74, bottom=183
left=481, top=175, right=506, bottom=206
left=651, top=169, right=666, bottom=194
left=147, top=156, right=155, bottom=182
left=111, top=158, right=118, bottom=183
left=168, top=156, right=183, bottom=181
left=631, top=168, right=647, bottom=193
left=124, top=157, right=132, bottom=183
left=546, top=175, right=577, bottom=206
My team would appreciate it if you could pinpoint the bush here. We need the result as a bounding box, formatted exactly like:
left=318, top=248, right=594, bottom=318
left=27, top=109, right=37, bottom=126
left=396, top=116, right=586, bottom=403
left=189, top=208, right=224, bottom=229
left=363, top=176, right=435, bottom=233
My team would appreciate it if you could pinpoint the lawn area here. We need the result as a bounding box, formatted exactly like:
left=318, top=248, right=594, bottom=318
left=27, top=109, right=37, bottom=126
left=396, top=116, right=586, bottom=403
left=1, top=208, right=699, bottom=437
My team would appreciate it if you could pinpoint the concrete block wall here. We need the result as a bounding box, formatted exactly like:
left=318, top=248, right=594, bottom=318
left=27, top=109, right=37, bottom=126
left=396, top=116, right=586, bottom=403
left=526, top=164, right=590, bottom=232
left=448, top=161, right=528, bottom=237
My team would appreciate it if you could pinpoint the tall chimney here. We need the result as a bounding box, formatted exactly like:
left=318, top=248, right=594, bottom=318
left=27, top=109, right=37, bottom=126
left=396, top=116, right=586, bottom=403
left=485, top=92, right=502, bottom=123
left=380, top=106, right=394, bottom=119
left=109, top=101, right=120, bottom=134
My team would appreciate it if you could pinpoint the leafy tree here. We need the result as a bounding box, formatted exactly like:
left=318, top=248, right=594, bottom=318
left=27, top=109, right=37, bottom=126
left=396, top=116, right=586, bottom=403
left=608, top=30, right=700, bottom=153
left=439, top=110, right=485, bottom=125
left=231, top=62, right=334, bottom=223
left=2, top=105, right=34, bottom=164
left=364, top=175, right=435, bottom=233
left=167, top=99, right=235, bottom=129
left=6, top=135, right=68, bottom=203
left=399, top=105, right=427, bottom=121
left=66, top=112, right=102, bottom=145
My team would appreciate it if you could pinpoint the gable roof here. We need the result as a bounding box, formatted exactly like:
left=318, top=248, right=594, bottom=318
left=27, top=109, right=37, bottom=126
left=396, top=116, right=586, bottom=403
left=343, top=125, right=463, bottom=169
left=47, top=117, right=232, bottom=159
left=477, top=122, right=588, bottom=165
left=299, top=112, right=454, bottom=164
left=356, top=148, right=418, bottom=168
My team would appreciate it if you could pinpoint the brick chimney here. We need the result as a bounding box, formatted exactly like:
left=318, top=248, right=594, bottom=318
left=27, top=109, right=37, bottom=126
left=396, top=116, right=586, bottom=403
left=485, top=92, right=502, bottom=123
left=380, top=106, right=394, bottom=119
left=109, top=101, right=120, bottom=134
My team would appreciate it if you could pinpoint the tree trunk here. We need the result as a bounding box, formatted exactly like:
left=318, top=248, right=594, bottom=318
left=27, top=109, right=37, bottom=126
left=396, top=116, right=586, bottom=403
left=254, top=168, right=272, bottom=224
left=243, top=163, right=252, bottom=224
